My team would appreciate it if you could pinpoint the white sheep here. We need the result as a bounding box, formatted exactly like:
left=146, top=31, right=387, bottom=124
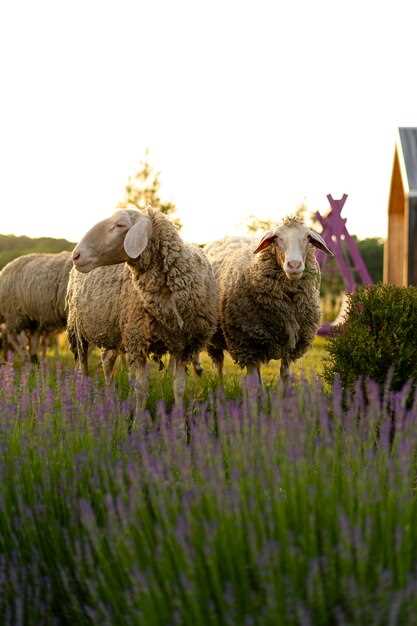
left=67, top=207, right=218, bottom=410
left=205, top=216, right=333, bottom=383
left=0, top=252, right=73, bottom=362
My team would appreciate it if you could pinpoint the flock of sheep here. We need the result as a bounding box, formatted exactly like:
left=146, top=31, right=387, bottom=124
left=0, top=207, right=333, bottom=410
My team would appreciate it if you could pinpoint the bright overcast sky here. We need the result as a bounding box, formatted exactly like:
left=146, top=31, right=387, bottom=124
left=1, top=1, right=416, bottom=244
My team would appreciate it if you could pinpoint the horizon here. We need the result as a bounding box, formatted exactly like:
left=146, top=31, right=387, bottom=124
left=1, top=1, right=416, bottom=244
left=0, top=203, right=388, bottom=245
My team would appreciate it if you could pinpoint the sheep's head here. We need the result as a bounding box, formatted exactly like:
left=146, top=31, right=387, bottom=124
left=253, top=217, right=333, bottom=281
left=72, top=209, right=153, bottom=273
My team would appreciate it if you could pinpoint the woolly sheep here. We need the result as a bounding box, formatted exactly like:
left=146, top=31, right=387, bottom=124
left=204, top=217, right=333, bottom=383
left=0, top=252, right=73, bottom=362
left=67, top=207, right=218, bottom=409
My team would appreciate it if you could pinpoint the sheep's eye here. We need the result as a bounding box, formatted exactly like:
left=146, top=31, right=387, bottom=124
left=110, top=223, right=126, bottom=233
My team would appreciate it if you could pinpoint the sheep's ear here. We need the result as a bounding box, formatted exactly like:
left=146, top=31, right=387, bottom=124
left=308, top=230, right=334, bottom=256
left=123, top=214, right=152, bottom=259
left=254, top=231, right=277, bottom=254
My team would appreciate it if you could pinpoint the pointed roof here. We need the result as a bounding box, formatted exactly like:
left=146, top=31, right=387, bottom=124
left=398, top=127, right=417, bottom=196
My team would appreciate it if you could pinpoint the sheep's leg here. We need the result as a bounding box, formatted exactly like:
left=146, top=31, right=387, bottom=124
left=101, top=349, right=118, bottom=385
left=192, top=353, right=204, bottom=377
left=133, top=359, right=149, bottom=413
left=245, top=362, right=262, bottom=415
left=246, top=363, right=262, bottom=387
left=80, top=351, right=89, bottom=376
left=19, top=332, right=30, bottom=354
left=167, top=354, right=175, bottom=376
left=78, top=339, right=89, bottom=376
left=173, top=359, right=186, bottom=407
left=280, top=357, right=290, bottom=383
left=40, top=333, right=48, bottom=358
left=8, top=332, right=28, bottom=360
left=28, top=330, right=41, bottom=364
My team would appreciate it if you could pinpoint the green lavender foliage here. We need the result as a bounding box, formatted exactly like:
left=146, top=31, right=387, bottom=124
left=0, top=358, right=417, bottom=624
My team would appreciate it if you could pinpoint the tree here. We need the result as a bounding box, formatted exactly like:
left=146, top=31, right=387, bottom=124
left=246, top=203, right=314, bottom=235
left=246, top=215, right=278, bottom=234
left=118, top=154, right=181, bottom=229
left=357, top=237, right=384, bottom=283
left=0, top=234, right=75, bottom=270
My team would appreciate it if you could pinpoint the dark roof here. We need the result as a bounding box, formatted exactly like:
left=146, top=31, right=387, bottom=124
left=399, top=127, right=417, bottom=194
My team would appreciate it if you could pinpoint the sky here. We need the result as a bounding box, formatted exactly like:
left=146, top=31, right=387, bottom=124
left=1, top=0, right=416, bottom=244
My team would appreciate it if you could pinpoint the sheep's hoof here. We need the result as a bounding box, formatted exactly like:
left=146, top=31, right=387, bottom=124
left=30, top=354, right=39, bottom=365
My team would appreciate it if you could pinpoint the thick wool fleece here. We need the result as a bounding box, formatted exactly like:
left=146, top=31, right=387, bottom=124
left=67, top=208, right=218, bottom=364
left=0, top=252, right=73, bottom=334
left=206, top=237, right=321, bottom=368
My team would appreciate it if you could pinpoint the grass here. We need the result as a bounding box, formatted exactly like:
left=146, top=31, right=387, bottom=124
left=2, top=340, right=417, bottom=624
left=55, top=337, right=329, bottom=412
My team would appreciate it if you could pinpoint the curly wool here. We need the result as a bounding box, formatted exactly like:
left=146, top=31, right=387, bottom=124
left=0, top=252, right=73, bottom=335
left=281, top=215, right=304, bottom=227
left=67, top=208, right=218, bottom=365
left=205, top=236, right=321, bottom=368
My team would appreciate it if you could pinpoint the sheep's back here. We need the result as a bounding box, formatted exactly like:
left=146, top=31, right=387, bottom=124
left=66, top=264, right=128, bottom=350
left=205, top=237, right=254, bottom=282
left=0, top=252, right=73, bottom=332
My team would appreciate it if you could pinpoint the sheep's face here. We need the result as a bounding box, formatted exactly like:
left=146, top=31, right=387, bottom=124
left=254, top=221, right=333, bottom=281
left=72, top=209, right=153, bottom=273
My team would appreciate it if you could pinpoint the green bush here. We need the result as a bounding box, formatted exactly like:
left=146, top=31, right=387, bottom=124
left=324, top=283, right=417, bottom=392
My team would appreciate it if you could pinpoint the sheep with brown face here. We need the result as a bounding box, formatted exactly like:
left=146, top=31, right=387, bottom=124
left=205, top=216, right=333, bottom=383
left=67, top=207, right=218, bottom=410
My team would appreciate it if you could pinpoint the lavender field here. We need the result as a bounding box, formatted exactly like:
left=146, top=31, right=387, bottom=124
left=1, top=356, right=417, bottom=625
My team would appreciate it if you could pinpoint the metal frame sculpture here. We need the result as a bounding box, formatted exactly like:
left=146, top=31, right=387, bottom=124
left=316, top=194, right=373, bottom=335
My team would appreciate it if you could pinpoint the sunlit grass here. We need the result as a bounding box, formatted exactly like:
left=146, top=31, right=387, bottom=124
left=54, top=336, right=329, bottom=410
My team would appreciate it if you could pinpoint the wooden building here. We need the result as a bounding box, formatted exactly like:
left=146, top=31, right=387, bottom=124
left=384, top=127, right=417, bottom=286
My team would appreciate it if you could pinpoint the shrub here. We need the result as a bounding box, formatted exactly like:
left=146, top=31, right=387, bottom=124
left=324, top=283, right=417, bottom=392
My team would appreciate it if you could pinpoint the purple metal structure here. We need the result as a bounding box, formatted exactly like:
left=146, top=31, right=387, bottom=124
left=316, top=194, right=373, bottom=335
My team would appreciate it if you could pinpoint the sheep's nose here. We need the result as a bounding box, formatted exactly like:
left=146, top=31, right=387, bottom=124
left=287, top=260, right=302, bottom=270
left=72, top=251, right=81, bottom=263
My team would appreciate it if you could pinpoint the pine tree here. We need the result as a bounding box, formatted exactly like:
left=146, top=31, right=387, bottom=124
left=118, top=154, right=181, bottom=230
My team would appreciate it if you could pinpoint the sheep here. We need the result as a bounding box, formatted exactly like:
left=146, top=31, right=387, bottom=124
left=67, top=206, right=218, bottom=409
left=0, top=252, right=119, bottom=373
left=0, top=252, right=74, bottom=362
left=0, top=322, right=7, bottom=361
left=204, top=216, right=333, bottom=384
